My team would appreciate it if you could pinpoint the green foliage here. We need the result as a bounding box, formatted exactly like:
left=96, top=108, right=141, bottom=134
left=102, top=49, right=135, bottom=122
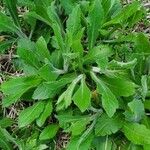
left=0, top=0, right=150, bottom=149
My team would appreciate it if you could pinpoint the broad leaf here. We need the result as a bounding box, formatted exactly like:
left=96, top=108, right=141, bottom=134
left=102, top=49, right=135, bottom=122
left=66, top=5, right=83, bottom=54
left=91, top=72, right=118, bottom=117
left=103, top=1, right=141, bottom=27
left=18, top=101, right=45, bottom=128
left=95, top=113, right=123, bottom=136
left=66, top=119, right=89, bottom=136
left=101, top=77, right=136, bottom=97
left=17, top=38, right=42, bottom=68
left=39, top=124, right=59, bottom=140
left=66, top=132, right=94, bottom=150
left=0, top=118, right=14, bottom=128
left=84, top=45, right=112, bottom=64
left=33, top=74, right=76, bottom=100
left=38, top=64, right=59, bottom=81
left=124, top=100, right=145, bottom=122
left=123, top=123, right=150, bottom=145
left=73, top=78, right=91, bottom=112
left=1, top=76, right=41, bottom=107
left=0, top=12, right=23, bottom=37
left=36, top=100, right=53, bottom=127
left=35, top=36, right=51, bottom=61
left=135, top=33, right=150, bottom=53
left=92, top=136, right=115, bottom=150
left=88, top=0, right=104, bottom=50
left=56, top=75, right=83, bottom=111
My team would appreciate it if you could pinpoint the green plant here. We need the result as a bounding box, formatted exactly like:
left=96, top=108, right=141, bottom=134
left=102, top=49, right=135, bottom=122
left=0, top=0, right=150, bottom=149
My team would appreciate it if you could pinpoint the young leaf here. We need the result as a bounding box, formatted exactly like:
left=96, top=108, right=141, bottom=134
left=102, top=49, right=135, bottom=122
left=56, top=74, right=83, bottom=111
left=35, top=36, right=51, bottom=61
left=36, top=100, right=53, bottom=127
left=122, top=123, right=150, bottom=145
left=135, top=33, right=150, bottom=53
left=124, top=100, right=145, bottom=122
left=1, top=76, right=41, bottom=107
left=39, top=124, right=59, bottom=140
left=73, top=78, right=91, bottom=112
left=18, top=101, right=45, bottom=128
left=88, top=0, right=104, bottom=50
left=91, top=72, right=118, bottom=117
left=95, top=113, right=123, bottom=136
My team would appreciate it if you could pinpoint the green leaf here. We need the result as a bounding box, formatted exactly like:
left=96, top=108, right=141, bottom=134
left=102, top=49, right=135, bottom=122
left=66, top=5, right=81, bottom=37
left=84, top=45, right=112, bottom=64
left=0, top=127, right=12, bottom=150
left=66, top=132, right=94, bottom=150
left=122, top=123, right=150, bottom=145
left=124, top=100, right=145, bottom=122
left=52, top=23, right=65, bottom=51
left=60, top=0, right=78, bottom=14
left=88, top=0, right=104, bottom=50
left=4, top=0, right=20, bottom=27
left=66, top=5, right=83, bottom=54
left=108, top=59, right=137, bottom=70
left=66, top=119, right=89, bottom=136
left=17, top=38, right=41, bottom=68
left=91, top=72, right=118, bottom=117
left=0, top=12, right=23, bottom=37
left=95, top=113, right=123, bottom=136
left=1, top=76, right=41, bottom=107
left=103, top=1, right=141, bottom=27
left=73, top=78, right=91, bottom=112
left=135, top=33, right=150, bottom=53
left=101, top=77, right=136, bottom=97
left=141, top=75, right=148, bottom=100
left=39, top=124, right=59, bottom=140
left=56, top=74, right=83, bottom=111
left=36, top=100, right=53, bottom=127
left=38, top=64, right=59, bottom=82
left=35, top=36, right=51, bottom=61
left=56, top=113, right=91, bottom=130
left=33, top=74, right=76, bottom=100
left=0, top=118, right=14, bottom=128
left=18, top=101, right=45, bottom=128
left=92, top=136, right=114, bottom=150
